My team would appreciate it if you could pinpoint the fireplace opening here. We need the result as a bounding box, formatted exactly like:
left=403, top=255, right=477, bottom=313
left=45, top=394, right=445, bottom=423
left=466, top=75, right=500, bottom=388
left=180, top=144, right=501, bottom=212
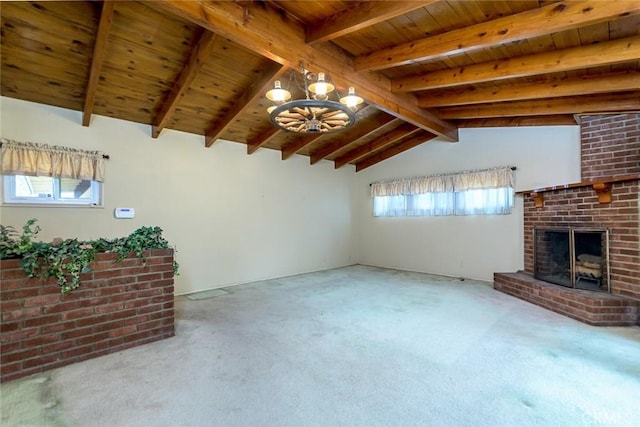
left=533, top=227, right=609, bottom=292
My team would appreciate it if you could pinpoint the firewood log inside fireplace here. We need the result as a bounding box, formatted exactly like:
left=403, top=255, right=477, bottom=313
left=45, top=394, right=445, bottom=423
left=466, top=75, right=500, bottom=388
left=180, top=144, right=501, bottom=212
left=576, top=254, right=602, bottom=279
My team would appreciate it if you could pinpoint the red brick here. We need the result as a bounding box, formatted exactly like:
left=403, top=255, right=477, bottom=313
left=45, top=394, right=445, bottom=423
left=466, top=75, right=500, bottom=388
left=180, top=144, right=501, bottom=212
left=108, top=325, right=138, bottom=338
left=110, top=309, right=138, bottom=321
left=61, top=308, right=95, bottom=321
left=1, top=362, right=24, bottom=380
left=22, top=333, right=61, bottom=348
left=60, top=346, right=94, bottom=361
left=1, top=341, right=22, bottom=354
left=75, top=314, right=110, bottom=327
left=94, top=303, right=124, bottom=314
left=77, top=332, right=110, bottom=346
left=41, top=320, right=76, bottom=335
left=23, top=295, right=61, bottom=308
left=1, top=348, right=41, bottom=364
left=41, top=339, right=76, bottom=354
left=42, top=301, right=81, bottom=314
left=2, top=307, right=42, bottom=322
left=61, top=326, right=94, bottom=340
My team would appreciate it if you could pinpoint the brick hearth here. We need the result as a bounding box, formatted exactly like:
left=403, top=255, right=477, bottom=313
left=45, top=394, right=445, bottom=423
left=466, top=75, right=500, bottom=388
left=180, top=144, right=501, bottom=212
left=494, top=272, right=639, bottom=326
left=494, top=113, right=640, bottom=325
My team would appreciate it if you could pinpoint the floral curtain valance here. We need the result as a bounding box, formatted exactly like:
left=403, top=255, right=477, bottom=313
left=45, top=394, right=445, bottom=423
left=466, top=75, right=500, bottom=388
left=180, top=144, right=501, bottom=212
left=0, top=139, right=106, bottom=182
left=371, top=166, right=515, bottom=198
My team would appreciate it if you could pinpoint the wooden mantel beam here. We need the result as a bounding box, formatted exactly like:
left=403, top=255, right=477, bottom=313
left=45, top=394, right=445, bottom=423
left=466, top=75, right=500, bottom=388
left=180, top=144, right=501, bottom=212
left=437, top=92, right=640, bottom=119
left=393, top=35, right=640, bottom=92
left=152, top=0, right=458, bottom=141
left=306, top=1, right=437, bottom=44
left=418, top=72, right=640, bottom=108
left=82, top=0, right=115, bottom=127
left=355, top=1, right=640, bottom=72
left=152, top=30, right=218, bottom=139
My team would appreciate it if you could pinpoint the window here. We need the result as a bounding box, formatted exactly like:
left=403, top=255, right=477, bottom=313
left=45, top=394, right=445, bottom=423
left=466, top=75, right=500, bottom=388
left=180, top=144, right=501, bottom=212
left=3, top=174, right=102, bottom=206
left=373, top=187, right=513, bottom=217
left=371, top=167, right=515, bottom=217
left=1, top=138, right=106, bottom=206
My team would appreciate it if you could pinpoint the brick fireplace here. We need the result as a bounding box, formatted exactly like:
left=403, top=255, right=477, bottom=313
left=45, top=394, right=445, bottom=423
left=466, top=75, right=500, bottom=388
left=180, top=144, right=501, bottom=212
left=494, top=113, right=640, bottom=326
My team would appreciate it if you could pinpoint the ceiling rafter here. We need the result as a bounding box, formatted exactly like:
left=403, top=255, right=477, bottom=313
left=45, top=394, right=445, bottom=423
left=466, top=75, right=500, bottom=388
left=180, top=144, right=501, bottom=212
left=205, top=63, right=287, bottom=147
left=281, top=135, right=324, bottom=160
left=334, top=122, right=419, bottom=169
left=82, top=0, right=115, bottom=127
left=393, top=35, right=640, bottom=92
left=152, top=30, right=218, bottom=139
left=152, top=0, right=459, bottom=141
left=418, top=71, right=640, bottom=108
left=247, top=127, right=280, bottom=154
left=309, top=113, right=398, bottom=165
left=354, top=0, right=640, bottom=72
left=306, top=1, right=437, bottom=44
left=437, top=91, right=640, bottom=119
left=457, top=116, right=577, bottom=128
left=355, top=131, right=435, bottom=172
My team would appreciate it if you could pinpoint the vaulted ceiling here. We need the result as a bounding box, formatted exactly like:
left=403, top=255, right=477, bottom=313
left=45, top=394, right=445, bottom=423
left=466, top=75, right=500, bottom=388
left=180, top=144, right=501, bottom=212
left=2, top=1, right=639, bottom=171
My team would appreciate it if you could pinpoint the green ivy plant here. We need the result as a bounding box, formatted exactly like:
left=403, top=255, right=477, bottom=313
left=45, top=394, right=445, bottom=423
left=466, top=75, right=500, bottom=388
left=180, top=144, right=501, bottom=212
left=0, top=219, right=179, bottom=294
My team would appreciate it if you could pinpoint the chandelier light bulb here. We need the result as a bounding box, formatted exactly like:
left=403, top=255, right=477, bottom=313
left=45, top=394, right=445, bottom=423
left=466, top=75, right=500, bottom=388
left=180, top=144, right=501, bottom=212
left=340, top=87, right=364, bottom=109
left=266, top=80, right=291, bottom=104
left=308, top=72, right=335, bottom=100
left=315, top=73, right=328, bottom=96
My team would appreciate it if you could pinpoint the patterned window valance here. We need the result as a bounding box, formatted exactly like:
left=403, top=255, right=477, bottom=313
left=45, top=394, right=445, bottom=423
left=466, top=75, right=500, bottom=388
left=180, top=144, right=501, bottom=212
left=0, top=138, right=107, bottom=182
left=371, top=166, right=515, bottom=197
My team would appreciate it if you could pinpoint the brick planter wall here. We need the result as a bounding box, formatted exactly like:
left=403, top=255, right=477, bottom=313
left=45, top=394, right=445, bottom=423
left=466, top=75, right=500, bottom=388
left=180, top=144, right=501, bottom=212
left=0, top=249, right=175, bottom=383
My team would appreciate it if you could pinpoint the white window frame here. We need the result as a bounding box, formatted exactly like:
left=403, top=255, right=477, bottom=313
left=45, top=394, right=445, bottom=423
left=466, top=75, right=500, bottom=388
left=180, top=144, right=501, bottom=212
left=2, top=174, right=102, bottom=207
left=373, top=187, right=513, bottom=217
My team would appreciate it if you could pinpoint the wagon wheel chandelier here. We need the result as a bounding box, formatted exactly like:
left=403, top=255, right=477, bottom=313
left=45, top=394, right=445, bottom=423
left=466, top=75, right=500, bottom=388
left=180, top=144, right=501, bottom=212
left=265, top=64, right=364, bottom=134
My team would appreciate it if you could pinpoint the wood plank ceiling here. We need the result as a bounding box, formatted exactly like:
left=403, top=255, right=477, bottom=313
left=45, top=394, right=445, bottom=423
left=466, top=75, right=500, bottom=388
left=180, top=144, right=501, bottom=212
left=2, top=1, right=639, bottom=171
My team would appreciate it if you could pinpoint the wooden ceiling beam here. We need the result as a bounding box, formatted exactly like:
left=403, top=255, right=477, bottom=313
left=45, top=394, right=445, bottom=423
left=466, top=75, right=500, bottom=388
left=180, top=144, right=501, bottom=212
left=437, top=92, right=640, bottom=119
left=153, top=0, right=458, bottom=141
left=82, top=0, right=115, bottom=127
left=334, top=123, right=419, bottom=169
left=205, top=63, right=287, bottom=147
left=247, top=127, right=280, bottom=154
left=393, top=35, right=640, bottom=92
left=355, top=131, right=435, bottom=172
left=355, top=0, right=640, bottom=72
left=306, top=1, right=437, bottom=44
left=281, top=135, right=324, bottom=160
left=309, top=113, right=398, bottom=165
left=152, top=30, right=218, bottom=139
left=418, top=71, right=640, bottom=108
left=457, top=116, right=577, bottom=128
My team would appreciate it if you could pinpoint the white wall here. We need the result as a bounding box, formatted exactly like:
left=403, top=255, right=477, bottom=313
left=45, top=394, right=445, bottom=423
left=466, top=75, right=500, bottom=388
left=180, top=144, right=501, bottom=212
left=1, top=97, right=584, bottom=288
left=0, top=97, right=356, bottom=294
left=354, top=126, right=581, bottom=281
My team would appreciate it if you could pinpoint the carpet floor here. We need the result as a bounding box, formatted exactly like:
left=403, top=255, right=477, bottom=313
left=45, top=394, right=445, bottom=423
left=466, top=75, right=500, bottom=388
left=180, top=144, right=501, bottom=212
left=2, top=265, right=639, bottom=427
